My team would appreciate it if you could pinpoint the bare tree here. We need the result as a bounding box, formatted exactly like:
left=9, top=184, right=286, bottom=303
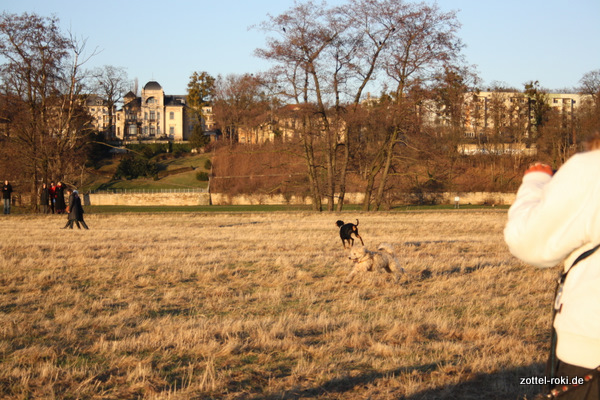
left=578, top=69, right=600, bottom=139
left=0, top=12, right=95, bottom=194
left=579, top=69, right=600, bottom=103
left=363, top=2, right=465, bottom=210
left=212, top=73, right=270, bottom=145
left=90, top=65, right=131, bottom=139
left=256, top=1, right=340, bottom=210
left=256, top=0, right=405, bottom=211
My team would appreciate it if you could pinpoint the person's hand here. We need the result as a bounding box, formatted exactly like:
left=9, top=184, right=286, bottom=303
left=524, top=162, right=553, bottom=176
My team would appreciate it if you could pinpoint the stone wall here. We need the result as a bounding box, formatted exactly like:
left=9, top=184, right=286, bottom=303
left=87, top=192, right=211, bottom=206
left=85, top=191, right=515, bottom=207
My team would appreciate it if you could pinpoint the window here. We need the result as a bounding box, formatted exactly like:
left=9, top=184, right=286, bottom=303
left=150, top=111, right=155, bottom=121
left=169, top=127, right=175, bottom=136
left=170, top=112, right=175, bottom=120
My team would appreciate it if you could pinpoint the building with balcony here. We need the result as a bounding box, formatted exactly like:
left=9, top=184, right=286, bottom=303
left=113, top=81, right=198, bottom=141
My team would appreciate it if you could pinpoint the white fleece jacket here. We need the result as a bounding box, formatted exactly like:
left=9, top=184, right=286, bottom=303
left=504, top=150, right=600, bottom=369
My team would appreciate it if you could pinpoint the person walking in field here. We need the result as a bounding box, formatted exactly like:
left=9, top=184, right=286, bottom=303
left=63, top=189, right=88, bottom=229
left=2, top=180, right=13, bottom=214
left=504, top=132, right=600, bottom=399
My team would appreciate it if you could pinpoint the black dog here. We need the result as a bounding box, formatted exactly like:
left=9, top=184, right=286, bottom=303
left=336, top=219, right=365, bottom=248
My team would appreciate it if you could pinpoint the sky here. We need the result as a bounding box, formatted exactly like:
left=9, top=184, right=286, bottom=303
left=2, top=0, right=599, bottom=95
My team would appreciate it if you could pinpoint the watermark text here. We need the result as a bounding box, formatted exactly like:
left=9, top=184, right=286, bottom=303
left=520, top=376, right=585, bottom=386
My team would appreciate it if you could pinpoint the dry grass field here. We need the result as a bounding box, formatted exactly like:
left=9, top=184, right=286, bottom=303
left=0, top=211, right=559, bottom=399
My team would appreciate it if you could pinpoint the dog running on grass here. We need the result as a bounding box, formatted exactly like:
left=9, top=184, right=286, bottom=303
left=336, top=219, right=364, bottom=248
left=345, top=243, right=405, bottom=283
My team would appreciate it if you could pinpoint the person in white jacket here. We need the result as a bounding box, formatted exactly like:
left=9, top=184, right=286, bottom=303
left=505, top=135, right=600, bottom=398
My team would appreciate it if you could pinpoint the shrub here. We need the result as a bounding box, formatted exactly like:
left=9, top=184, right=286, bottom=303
left=172, top=143, right=192, bottom=153
left=114, top=155, right=158, bottom=180
left=196, top=171, right=209, bottom=181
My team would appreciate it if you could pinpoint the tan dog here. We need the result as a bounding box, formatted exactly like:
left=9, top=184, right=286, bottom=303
left=345, top=243, right=405, bottom=283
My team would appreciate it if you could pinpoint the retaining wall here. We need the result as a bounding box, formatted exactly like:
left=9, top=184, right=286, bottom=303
left=84, top=191, right=515, bottom=207
left=87, top=192, right=211, bottom=206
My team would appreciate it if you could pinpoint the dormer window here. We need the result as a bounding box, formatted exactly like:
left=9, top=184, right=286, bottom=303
left=147, top=97, right=157, bottom=105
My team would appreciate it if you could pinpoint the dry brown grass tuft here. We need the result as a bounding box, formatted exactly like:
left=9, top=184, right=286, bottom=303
left=0, top=211, right=557, bottom=399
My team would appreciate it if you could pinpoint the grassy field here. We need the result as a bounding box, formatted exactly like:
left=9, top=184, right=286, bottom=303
left=0, top=211, right=557, bottom=399
left=84, top=153, right=212, bottom=192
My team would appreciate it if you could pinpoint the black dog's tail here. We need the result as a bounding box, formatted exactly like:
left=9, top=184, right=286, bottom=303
left=355, top=219, right=359, bottom=226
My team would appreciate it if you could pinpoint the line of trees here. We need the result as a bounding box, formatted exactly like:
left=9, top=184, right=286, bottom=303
left=0, top=13, right=94, bottom=195
left=1, top=3, right=598, bottom=211
left=192, top=0, right=599, bottom=211
left=0, top=12, right=133, bottom=198
left=255, top=0, right=467, bottom=211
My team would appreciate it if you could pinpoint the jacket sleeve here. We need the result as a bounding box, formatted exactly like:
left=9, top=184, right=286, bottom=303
left=504, top=155, right=591, bottom=268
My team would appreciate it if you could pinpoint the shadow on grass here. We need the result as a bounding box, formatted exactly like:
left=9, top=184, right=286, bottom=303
left=257, top=362, right=544, bottom=400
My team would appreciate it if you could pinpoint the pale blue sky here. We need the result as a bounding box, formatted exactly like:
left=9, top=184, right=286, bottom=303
left=3, top=0, right=599, bottom=94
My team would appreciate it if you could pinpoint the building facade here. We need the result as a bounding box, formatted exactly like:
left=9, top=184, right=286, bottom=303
left=113, top=81, right=197, bottom=141
left=85, top=94, right=110, bottom=134
left=463, top=91, right=588, bottom=138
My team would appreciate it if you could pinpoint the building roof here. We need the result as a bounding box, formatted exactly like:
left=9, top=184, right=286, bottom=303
left=122, top=97, right=141, bottom=110
left=85, top=94, right=107, bottom=106
left=143, top=81, right=162, bottom=91
left=164, top=95, right=186, bottom=107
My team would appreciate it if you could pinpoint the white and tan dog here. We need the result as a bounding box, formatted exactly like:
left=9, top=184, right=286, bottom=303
left=345, top=243, right=405, bottom=283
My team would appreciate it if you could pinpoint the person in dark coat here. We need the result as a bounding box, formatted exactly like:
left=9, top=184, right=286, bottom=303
left=63, top=189, right=88, bottom=229
left=39, top=183, right=50, bottom=214
left=2, top=180, right=13, bottom=215
left=55, top=182, right=66, bottom=214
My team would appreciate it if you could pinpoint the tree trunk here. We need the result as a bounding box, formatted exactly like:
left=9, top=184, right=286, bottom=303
left=336, top=139, right=349, bottom=211
left=374, top=129, right=399, bottom=211
left=302, top=116, right=322, bottom=211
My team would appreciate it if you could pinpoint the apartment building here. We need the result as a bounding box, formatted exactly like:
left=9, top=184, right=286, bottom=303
left=463, top=91, right=587, bottom=138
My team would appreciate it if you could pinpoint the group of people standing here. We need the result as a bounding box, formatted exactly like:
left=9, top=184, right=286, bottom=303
left=39, top=182, right=67, bottom=214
